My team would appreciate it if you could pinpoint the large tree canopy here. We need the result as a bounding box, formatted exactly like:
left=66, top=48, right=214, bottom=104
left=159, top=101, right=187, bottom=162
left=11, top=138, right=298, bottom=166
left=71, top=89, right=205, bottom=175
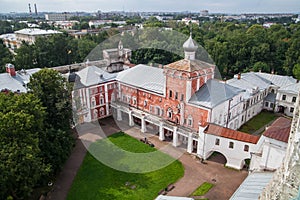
left=0, top=93, right=49, bottom=199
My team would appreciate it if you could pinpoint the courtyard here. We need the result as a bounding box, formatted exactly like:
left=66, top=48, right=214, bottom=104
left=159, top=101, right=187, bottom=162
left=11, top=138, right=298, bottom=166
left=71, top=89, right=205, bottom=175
left=238, top=110, right=278, bottom=135
left=50, top=117, right=247, bottom=200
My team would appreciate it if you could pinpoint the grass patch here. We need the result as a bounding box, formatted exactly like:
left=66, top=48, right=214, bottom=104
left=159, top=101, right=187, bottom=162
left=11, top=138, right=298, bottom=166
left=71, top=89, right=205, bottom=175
left=67, top=132, right=184, bottom=200
left=238, top=111, right=277, bottom=134
left=191, top=182, right=214, bottom=196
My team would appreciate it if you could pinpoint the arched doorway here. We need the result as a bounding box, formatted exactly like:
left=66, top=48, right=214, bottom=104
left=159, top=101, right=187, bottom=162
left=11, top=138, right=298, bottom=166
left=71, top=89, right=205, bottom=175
left=207, top=151, right=227, bottom=165
left=243, top=158, right=251, bottom=170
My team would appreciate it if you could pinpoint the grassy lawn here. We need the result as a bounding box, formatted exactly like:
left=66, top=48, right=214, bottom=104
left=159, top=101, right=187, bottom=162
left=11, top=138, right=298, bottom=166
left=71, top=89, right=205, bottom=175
left=67, top=132, right=184, bottom=200
left=191, top=182, right=214, bottom=196
left=238, top=111, right=277, bottom=134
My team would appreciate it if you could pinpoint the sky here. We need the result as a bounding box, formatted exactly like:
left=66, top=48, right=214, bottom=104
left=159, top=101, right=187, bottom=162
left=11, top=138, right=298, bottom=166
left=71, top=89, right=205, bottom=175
left=0, top=0, right=299, bottom=14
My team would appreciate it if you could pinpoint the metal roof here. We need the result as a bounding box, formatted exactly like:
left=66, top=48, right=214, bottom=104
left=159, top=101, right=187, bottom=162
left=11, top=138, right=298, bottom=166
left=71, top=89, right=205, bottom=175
left=0, top=68, right=40, bottom=93
left=263, top=117, right=291, bottom=143
left=14, top=28, right=61, bottom=35
left=189, top=79, right=243, bottom=108
left=164, top=59, right=214, bottom=72
left=278, top=82, right=300, bottom=94
left=116, top=64, right=165, bottom=95
left=230, top=172, right=274, bottom=200
left=265, top=93, right=276, bottom=103
left=204, top=123, right=260, bottom=144
left=227, top=72, right=271, bottom=91
left=182, top=33, right=198, bottom=52
left=75, top=65, right=117, bottom=87
left=255, top=72, right=297, bottom=87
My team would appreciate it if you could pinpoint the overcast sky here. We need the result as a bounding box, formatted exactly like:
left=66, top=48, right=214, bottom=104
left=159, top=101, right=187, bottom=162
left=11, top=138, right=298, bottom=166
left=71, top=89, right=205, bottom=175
left=0, top=0, right=299, bottom=14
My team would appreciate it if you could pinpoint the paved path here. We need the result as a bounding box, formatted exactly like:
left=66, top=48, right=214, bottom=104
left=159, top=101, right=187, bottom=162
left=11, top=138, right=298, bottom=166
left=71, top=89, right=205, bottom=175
left=46, top=118, right=247, bottom=200
left=126, top=126, right=248, bottom=200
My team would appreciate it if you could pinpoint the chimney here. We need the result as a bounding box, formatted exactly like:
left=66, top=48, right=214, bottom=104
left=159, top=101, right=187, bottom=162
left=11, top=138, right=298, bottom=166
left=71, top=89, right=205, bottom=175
left=237, top=73, right=241, bottom=80
left=271, top=69, right=274, bottom=74
left=6, top=63, right=16, bottom=77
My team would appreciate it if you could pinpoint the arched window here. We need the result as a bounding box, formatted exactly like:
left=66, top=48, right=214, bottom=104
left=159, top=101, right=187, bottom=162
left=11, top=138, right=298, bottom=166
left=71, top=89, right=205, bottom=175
left=188, top=115, right=193, bottom=127
left=100, top=107, right=105, bottom=116
left=100, top=95, right=104, bottom=105
left=167, top=108, right=172, bottom=118
left=91, top=97, right=96, bottom=107
left=93, top=109, right=98, bottom=119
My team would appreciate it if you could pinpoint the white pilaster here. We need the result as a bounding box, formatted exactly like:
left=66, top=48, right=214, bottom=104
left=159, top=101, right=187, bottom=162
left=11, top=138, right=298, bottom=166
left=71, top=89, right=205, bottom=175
left=104, top=83, right=109, bottom=115
left=186, top=80, right=192, bottom=102
left=159, top=121, right=165, bottom=141
left=141, top=116, right=146, bottom=133
left=187, top=132, right=193, bottom=153
left=129, top=111, right=134, bottom=126
left=172, top=126, right=178, bottom=147
left=117, top=106, right=122, bottom=121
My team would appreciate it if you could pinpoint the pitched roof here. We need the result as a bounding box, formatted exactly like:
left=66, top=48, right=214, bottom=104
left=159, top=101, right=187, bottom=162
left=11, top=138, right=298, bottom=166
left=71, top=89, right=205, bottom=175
left=0, top=68, right=40, bottom=93
left=278, top=82, right=300, bottom=94
left=227, top=72, right=271, bottom=91
left=116, top=64, right=165, bottom=95
left=255, top=72, right=297, bottom=87
left=189, top=79, right=243, bottom=108
left=76, top=65, right=117, bottom=87
left=263, top=117, right=291, bottom=143
left=230, top=172, right=274, bottom=200
left=265, top=92, right=276, bottom=103
left=164, top=59, right=214, bottom=72
left=15, top=28, right=61, bottom=36
left=204, top=124, right=260, bottom=144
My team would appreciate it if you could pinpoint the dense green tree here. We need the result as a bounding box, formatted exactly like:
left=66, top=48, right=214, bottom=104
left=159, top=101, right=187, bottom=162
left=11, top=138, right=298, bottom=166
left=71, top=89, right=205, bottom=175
left=0, top=39, right=12, bottom=72
left=14, top=41, right=36, bottom=70
left=0, top=93, right=49, bottom=199
left=28, top=69, right=74, bottom=174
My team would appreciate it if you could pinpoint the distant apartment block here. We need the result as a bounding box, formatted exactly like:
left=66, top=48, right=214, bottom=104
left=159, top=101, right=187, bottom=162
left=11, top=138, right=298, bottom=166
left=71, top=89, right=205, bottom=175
left=45, top=13, right=75, bottom=21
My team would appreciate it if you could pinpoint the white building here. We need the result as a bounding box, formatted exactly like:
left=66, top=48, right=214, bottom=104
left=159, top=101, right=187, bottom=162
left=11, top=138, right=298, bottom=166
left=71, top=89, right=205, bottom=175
left=14, top=28, right=62, bottom=45
left=45, top=13, right=74, bottom=21
left=276, top=82, right=300, bottom=116
left=250, top=117, right=291, bottom=171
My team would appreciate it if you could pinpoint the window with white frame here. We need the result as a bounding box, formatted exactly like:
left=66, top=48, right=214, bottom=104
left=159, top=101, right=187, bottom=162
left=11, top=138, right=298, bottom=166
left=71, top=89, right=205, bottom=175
left=167, top=108, right=172, bottom=118
left=229, top=141, right=234, bottom=149
left=91, top=97, right=96, bottom=107
left=215, top=138, right=220, bottom=145
left=100, top=107, right=105, bottom=116
left=244, top=145, right=249, bottom=152
left=100, top=95, right=104, bottom=105
left=292, top=96, right=297, bottom=103
left=187, top=115, right=193, bottom=127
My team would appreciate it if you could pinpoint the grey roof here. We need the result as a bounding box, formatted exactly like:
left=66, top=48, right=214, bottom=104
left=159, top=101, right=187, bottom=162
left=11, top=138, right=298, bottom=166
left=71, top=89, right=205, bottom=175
left=189, top=79, right=243, bottom=108
left=255, top=72, right=297, bottom=87
left=0, top=68, right=40, bottom=93
left=116, top=64, right=165, bottom=95
left=265, top=93, right=276, bottom=103
left=75, top=65, right=117, bottom=87
left=278, top=82, right=300, bottom=94
left=230, top=172, right=274, bottom=200
left=15, top=28, right=61, bottom=36
left=227, top=72, right=271, bottom=91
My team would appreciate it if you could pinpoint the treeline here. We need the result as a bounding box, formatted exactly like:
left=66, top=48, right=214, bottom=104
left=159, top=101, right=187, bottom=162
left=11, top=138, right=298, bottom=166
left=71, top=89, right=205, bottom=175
left=1, top=20, right=300, bottom=79
left=0, top=69, right=74, bottom=199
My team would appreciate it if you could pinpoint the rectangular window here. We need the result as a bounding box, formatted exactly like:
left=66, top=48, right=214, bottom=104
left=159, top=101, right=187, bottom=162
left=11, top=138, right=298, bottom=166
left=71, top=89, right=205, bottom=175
left=282, top=95, right=286, bottom=101
left=244, top=145, right=249, bottom=152
left=215, top=138, right=220, bottom=145
left=292, top=96, right=297, bottom=103
left=181, top=94, right=184, bottom=101
left=144, top=100, right=147, bottom=107
left=229, top=142, right=234, bottom=149
left=169, top=90, right=172, bottom=98
left=175, top=92, right=178, bottom=100
left=270, top=103, right=274, bottom=108
left=265, top=102, right=269, bottom=107
left=290, top=107, right=294, bottom=113
left=188, top=119, right=192, bottom=126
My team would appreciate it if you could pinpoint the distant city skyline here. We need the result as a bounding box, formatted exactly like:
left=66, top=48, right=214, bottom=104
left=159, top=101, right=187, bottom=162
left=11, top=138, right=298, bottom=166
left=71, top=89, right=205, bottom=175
left=0, top=0, right=299, bottom=14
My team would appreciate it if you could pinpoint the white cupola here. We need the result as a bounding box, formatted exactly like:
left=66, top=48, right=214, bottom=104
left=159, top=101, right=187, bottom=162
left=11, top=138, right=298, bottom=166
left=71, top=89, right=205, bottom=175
left=183, top=33, right=198, bottom=60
